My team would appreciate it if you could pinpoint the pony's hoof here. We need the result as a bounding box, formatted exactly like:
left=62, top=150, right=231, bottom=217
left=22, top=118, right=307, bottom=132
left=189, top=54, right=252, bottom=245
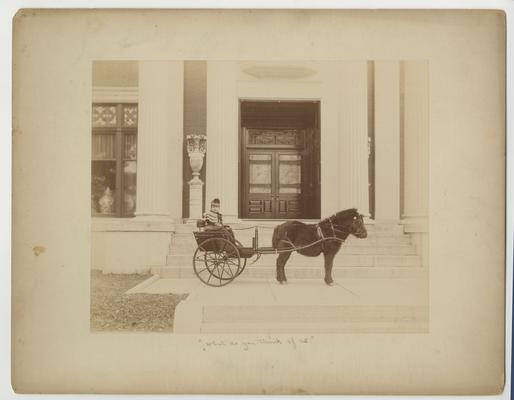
left=325, top=280, right=334, bottom=286
left=277, top=279, right=287, bottom=285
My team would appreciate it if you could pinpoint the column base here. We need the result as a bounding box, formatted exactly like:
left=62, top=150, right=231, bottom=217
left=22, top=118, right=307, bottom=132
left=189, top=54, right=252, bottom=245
left=362, top=217, right=374, bottom=225
left=400, top=216, right=428, bottom=233
left=133, top=214, right=181, bottom=225
left=107, top=215, right=176, bottom=235
left=372, top=218, right=401, bottom=225
left=134, top=214, right=170, bottom=220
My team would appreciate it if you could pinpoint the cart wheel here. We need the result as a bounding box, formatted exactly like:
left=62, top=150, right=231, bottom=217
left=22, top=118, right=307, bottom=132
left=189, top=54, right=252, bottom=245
left=193, top=237, right=241, bottom=287
left=235, top=257, right=247, bottom=277
left=232, top=240, right=248, bottom=277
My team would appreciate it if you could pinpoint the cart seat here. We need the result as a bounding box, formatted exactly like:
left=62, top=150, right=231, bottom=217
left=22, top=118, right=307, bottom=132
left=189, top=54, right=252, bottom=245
left=193, top=231, right=233, bottom=249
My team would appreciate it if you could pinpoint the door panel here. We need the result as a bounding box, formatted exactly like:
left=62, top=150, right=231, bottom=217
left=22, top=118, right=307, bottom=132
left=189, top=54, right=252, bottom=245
left=275, top=152, right=302, bottom=218
left=246, top=152, right=274, bottom=218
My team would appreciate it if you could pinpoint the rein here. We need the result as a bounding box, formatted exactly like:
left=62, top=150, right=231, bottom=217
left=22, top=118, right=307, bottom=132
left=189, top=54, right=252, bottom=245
left=276, top=236, right=346, bottom=254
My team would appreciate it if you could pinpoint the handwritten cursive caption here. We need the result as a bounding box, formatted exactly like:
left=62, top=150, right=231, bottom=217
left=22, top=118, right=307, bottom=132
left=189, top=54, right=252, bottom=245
left=198, top=336, right=315, bottom=351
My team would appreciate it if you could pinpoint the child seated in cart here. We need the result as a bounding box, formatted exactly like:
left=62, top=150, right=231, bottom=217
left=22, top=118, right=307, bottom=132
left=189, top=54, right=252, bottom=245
left=203, top=198, right=223, bottom=227
left=202, top=198, right=236, bottom=242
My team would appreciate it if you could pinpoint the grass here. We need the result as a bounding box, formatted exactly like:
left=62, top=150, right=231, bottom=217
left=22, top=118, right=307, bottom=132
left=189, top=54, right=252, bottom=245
left=90, top=270, right=188, bottom=332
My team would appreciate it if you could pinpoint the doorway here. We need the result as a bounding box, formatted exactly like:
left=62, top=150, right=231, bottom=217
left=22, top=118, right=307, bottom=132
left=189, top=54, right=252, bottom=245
left=239, top=101, right=321, bottom=219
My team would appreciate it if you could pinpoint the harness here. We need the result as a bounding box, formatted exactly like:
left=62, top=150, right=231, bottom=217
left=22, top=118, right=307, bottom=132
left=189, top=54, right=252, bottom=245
left=231, top=214, right=354, bottom=255
left=316, top=214, right=348, bottom=251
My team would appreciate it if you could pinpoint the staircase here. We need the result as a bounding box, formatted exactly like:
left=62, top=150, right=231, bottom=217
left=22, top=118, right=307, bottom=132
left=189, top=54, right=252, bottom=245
left=151, top=221, right=426, bottom=280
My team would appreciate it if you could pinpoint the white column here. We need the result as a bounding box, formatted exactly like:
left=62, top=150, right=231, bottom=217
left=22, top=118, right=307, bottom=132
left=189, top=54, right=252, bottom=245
left=135, top=61, right=183, bottom=220
left=205, top=61, right=239, bottom=222
left=402, top=60, right=429, bottom=224
left=338, top=61, right=370, bottom=216
left=374, top=61, right=401, bottom=222
left=320, top=62, right=341, bottom=217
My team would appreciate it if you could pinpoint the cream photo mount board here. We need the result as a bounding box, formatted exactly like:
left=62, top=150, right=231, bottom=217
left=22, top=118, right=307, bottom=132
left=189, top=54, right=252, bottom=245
left=11, top=9, right=506, bottom=395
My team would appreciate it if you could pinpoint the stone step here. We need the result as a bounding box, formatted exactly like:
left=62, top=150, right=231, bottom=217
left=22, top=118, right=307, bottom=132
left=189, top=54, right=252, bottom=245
left=171, top=236, right=414, bottom=254
left=178, top=220, right=405, bottom=230
left=176, top=230, right=413, bottom=238
left=179, top=231, right=412, bottom=239
left=158, top=276, right=428, bottom=334
left=171, top=243, right=417, bottom=256
left=176, top=304, right=429, bottom=333
left=203, top=304, right=428, bottom=324
left=165, top=253, right=421, bottom=268
left=213, top=229, right=408, bottom=238
left=152, top=266, right=427, bottom=279
left=199, top=320, right=428, bottom=333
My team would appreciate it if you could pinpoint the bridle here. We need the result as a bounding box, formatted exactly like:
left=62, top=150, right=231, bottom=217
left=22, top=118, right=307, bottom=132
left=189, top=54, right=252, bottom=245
left=316, top=214, right=353, bottom=242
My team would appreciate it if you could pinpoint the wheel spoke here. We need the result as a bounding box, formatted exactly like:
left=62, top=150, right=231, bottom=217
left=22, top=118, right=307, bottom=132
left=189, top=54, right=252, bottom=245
left=226, top=261, right=240, bottom=272
left=206, top=261, right=218, bottom=269
left=224, top=265, right=234, bottom=277
left=205, top=257, right=217, bottom=263
left=196, top=267, right=208, bottom=274
left=219, top=263, right=228, bottom=278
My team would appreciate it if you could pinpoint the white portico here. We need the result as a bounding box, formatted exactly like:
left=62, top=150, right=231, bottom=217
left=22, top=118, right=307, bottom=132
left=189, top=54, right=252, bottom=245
left=91, top=60, right=428, bottom=274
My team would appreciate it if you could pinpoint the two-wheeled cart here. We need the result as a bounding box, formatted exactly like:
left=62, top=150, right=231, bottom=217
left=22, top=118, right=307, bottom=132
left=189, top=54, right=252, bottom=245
left=192, top=226, right=276, bottom=287
left=192, top=226, right=337, bottom=287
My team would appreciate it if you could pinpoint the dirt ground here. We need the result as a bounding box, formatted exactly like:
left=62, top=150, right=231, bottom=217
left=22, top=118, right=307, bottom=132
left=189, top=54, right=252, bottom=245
left=90, top=270, right=188, bottom=332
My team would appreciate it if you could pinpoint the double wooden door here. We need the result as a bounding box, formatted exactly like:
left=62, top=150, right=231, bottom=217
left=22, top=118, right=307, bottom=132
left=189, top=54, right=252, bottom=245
left=243, top=150, right=303, bottom=219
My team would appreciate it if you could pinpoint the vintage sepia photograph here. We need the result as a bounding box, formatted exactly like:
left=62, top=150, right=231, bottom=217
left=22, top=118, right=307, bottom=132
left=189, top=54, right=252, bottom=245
left=90, top=60, right=429, bottom=334
left=11, top=8, right=506, bottom=395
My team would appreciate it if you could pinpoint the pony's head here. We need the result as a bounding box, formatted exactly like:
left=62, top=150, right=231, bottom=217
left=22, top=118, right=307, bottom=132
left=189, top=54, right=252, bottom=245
left=334, top=208, right=367, bottom=239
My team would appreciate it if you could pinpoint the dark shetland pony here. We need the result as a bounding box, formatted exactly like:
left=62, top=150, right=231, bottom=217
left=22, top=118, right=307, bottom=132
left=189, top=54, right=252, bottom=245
left=271, top=208, right=368, bottom=285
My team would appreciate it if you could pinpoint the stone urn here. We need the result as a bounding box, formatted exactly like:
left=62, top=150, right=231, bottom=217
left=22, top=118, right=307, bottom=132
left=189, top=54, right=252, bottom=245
left=186, top=134, right=207, bottom=180
left=186, top=134, right=207, bottom=220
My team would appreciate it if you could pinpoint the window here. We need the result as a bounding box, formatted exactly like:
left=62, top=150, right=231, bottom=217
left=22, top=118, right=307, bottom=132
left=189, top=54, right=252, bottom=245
left=91, top=103, right=138, bottom=217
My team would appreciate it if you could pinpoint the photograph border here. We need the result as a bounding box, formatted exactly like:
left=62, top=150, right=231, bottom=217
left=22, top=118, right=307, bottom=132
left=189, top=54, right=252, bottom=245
left=4, top=0, right=513, bottom=398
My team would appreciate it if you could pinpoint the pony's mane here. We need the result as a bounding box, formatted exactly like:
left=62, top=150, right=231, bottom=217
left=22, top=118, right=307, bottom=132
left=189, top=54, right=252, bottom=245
left=334, top=208, right=359, bottom=221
